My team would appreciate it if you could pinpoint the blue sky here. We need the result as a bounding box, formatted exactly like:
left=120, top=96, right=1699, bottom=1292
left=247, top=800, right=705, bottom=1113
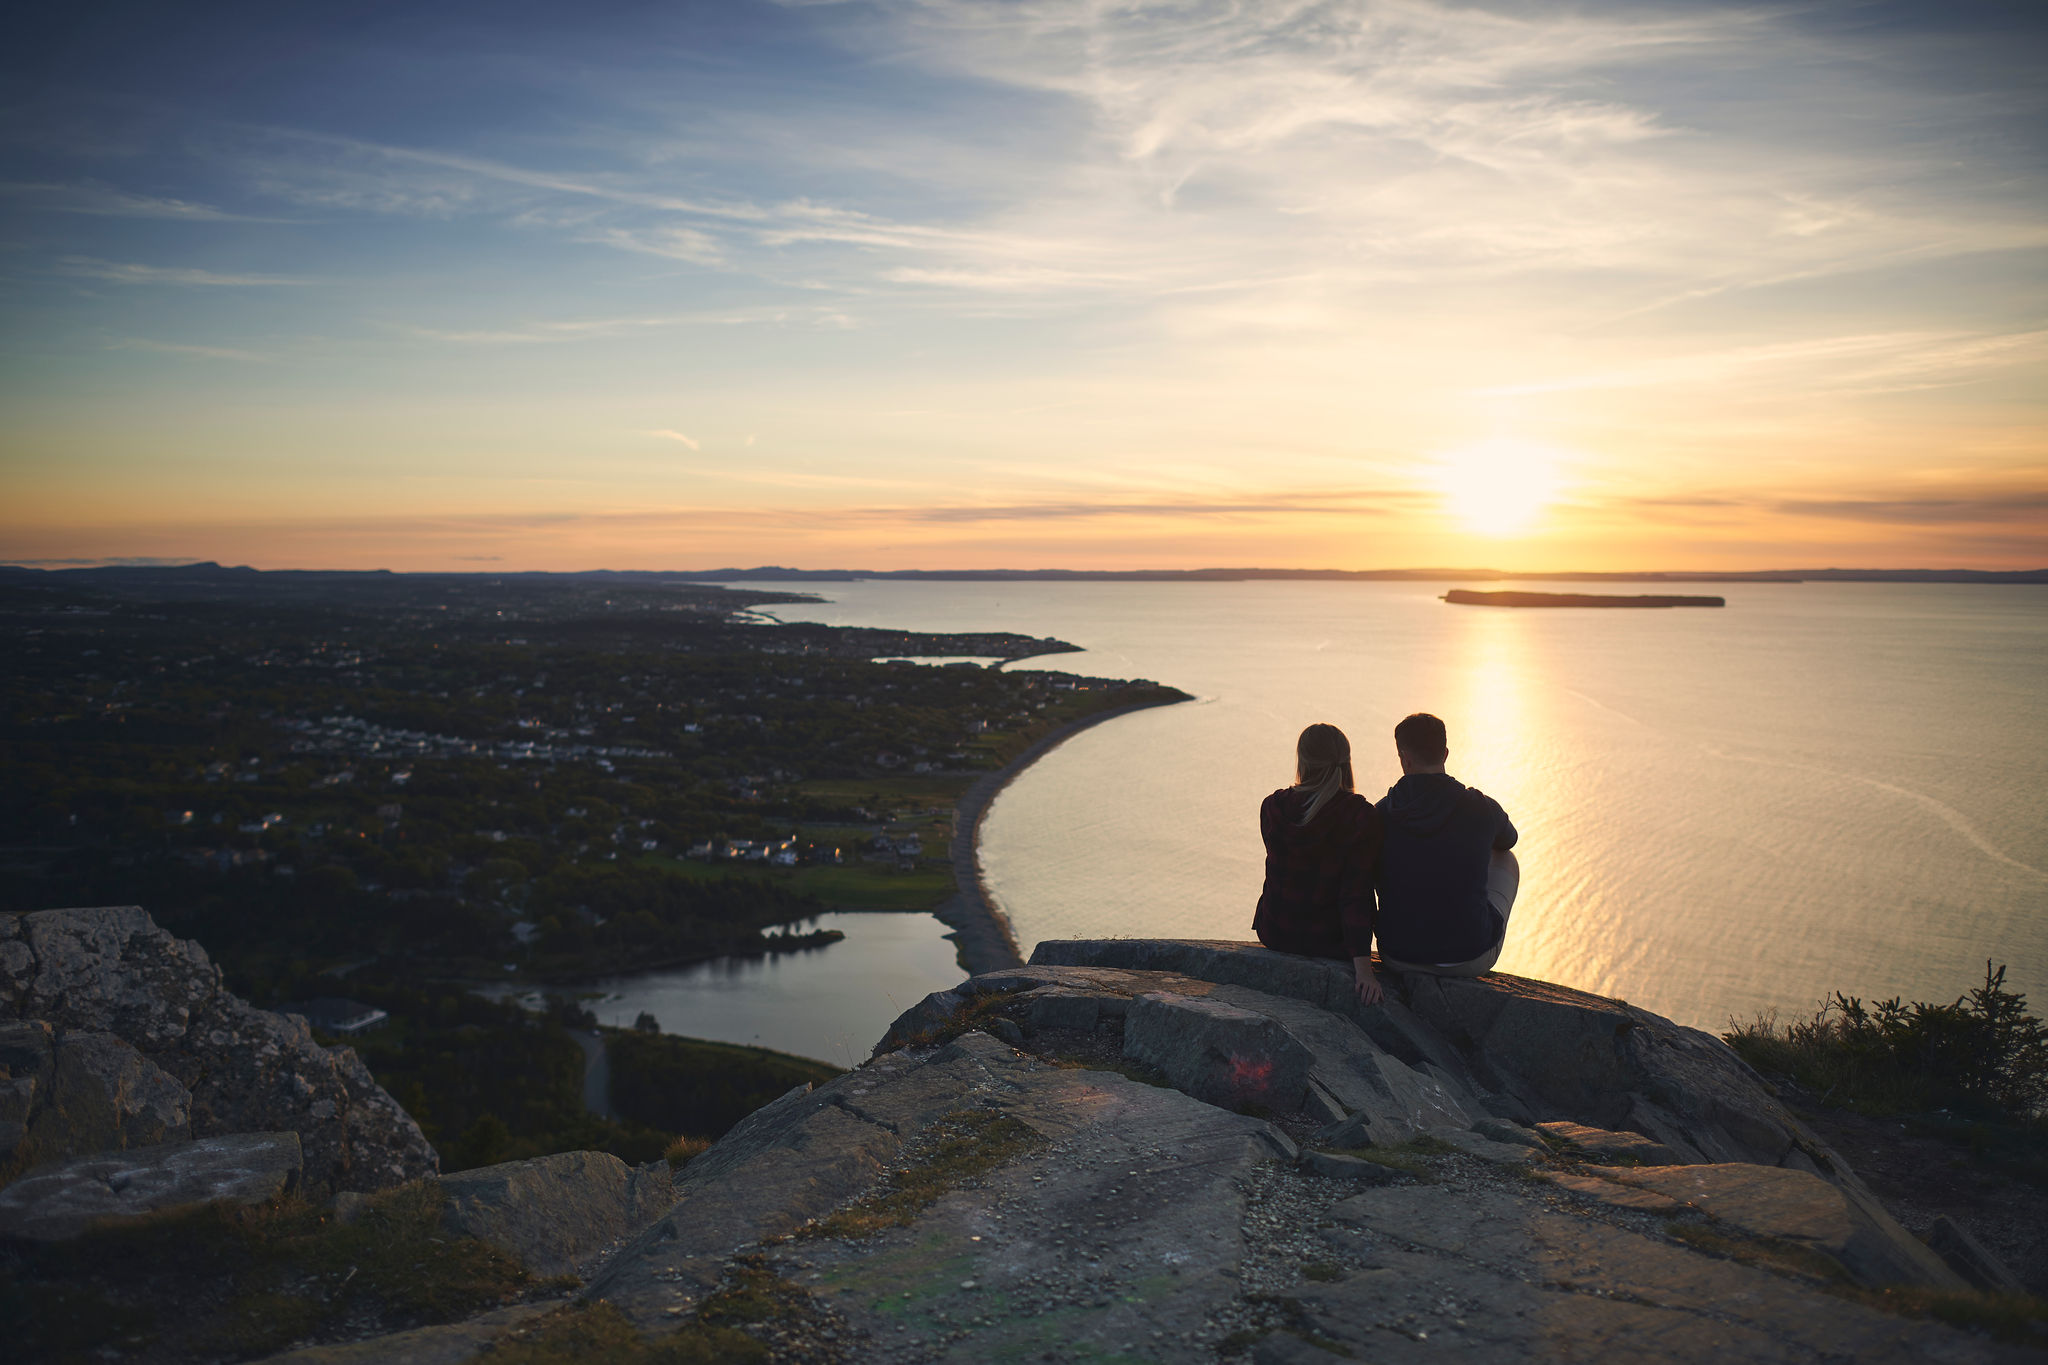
left=4, top=0, right=2044, bottom=569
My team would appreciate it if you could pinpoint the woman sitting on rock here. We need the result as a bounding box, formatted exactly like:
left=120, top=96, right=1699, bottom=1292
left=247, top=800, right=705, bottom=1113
left=1253, top=722, right=1384, bottom=1005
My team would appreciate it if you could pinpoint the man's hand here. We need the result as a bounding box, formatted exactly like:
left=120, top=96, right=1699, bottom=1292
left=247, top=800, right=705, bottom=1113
left=1351, top=956, right=1383, bottom=1007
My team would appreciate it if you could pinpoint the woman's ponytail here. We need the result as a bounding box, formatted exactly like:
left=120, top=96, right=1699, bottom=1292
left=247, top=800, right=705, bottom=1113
left=1295, top=722, right=1354, bottom=825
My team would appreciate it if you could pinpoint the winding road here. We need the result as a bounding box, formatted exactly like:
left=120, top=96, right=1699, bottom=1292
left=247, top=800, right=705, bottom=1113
left=573, top=1028, right=619, bottom=1120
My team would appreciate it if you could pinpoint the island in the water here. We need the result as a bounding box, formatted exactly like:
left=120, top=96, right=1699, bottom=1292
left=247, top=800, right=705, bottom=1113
left=1445, top=588, right=1726, bottom=608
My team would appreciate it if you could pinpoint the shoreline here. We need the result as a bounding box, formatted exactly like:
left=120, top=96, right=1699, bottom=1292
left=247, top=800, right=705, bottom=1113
left=934, top=692, right=1193, bottom=975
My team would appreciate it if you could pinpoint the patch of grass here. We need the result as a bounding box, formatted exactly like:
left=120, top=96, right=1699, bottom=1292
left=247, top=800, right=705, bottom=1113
left=664, top=1135, right=713, bottom=1169
left=2, top=1182, right=537, bottom=1364
left=1724, top=962, right=2047, bottom=1124
left=788, top=862, right=955, bottom=911
left=891, top=992, right=1020, bottom=1051
left=695, top=1254, right=820, bottom=1331
left=799, top=1107, right=1048, bottom=1240
left=1891, top=1288, right=2048, bottom=1347
left=482, top=1301, right=767, bottom=1365
left=1040, top=1052, right=1176, bottom=1090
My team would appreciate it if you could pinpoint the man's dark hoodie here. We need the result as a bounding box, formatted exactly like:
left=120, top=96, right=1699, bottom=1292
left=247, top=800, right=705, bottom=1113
left=1373, top=773, right=1516, bottom=965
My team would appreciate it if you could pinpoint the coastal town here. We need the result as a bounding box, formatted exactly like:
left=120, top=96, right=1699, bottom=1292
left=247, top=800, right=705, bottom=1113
left=0, top=562, right=1186, bottom=1170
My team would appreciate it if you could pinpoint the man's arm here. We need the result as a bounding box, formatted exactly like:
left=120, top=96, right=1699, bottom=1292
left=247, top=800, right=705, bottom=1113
left=1494, top=803, right=1518, bottom=852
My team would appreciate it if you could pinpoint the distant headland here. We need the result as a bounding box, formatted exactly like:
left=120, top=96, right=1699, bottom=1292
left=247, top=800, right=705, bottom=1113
left=1444, top=589, right=1726, bottom=609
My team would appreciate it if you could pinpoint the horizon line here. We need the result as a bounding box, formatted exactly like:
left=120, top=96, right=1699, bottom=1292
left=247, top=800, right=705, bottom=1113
left=4, top=561, right=2046, bottom=583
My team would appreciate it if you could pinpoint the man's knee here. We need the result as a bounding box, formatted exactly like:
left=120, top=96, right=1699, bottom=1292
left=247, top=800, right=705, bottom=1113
left=1488, top=848, right=1520, bottom=916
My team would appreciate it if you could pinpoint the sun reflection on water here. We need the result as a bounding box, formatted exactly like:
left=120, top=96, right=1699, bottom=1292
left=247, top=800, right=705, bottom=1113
left=1443, top=607, right=1588, bottom=990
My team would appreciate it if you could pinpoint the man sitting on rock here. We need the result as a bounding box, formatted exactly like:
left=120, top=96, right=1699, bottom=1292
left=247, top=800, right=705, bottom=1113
left=1372, top=712, right=1519, bottom=978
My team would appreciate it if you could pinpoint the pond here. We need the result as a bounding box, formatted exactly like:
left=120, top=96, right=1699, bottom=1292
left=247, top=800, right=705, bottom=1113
left=586, top=911, right=965, bottom=1069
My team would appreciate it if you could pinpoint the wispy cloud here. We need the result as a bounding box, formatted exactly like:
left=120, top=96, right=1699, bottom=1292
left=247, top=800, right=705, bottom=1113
left=1605, top=484, right=2048, bottom=529
left=2, top=556, right=205, bottom=568
left=1477, top=330, right=2048, bottom=398
left=404, top=305, right=854, bottom=344
left=109, top=338, right=268, bottom=361
left=854, top=488, right=1431, bottom=524
left=0, top=180, right=261, bottom=221
left=647, top=429, right=700, bottom=449
left=60, top=257, right=307, bottom=287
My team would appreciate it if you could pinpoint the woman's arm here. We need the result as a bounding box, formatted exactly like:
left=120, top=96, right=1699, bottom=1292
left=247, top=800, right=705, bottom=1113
left=1342, top=803, right=1382, bottom=1005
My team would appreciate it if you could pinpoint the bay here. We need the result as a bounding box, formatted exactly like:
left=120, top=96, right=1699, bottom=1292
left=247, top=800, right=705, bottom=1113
left=762, top=580, right=2048, bottom=1032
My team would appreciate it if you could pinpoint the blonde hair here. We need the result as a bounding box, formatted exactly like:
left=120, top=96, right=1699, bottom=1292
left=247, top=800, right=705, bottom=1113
left=1294, top=722, right=1354, bottom=825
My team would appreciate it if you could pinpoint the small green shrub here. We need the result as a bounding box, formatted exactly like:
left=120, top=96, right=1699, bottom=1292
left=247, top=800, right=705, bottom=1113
left=1725, top=962, right=2047, bottom=1122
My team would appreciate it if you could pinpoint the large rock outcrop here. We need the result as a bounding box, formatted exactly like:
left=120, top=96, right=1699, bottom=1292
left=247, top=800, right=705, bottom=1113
left=1020, top=939, right=1845, bottom=1180
left=21, top=933, right=2027, bottom=1365
left=0, top=906, right=435, bottom=1195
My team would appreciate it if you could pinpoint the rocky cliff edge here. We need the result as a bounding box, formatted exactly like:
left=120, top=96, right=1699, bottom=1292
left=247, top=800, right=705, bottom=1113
left=8, top=919, right=2038, bottom=1364
left=0, top=906, right=436, bottom=1197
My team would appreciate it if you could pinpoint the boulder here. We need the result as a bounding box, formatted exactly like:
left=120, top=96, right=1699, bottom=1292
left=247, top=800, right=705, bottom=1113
left=871, top=987, right=967, bottom=1053
left=1471, top=1115, right=1547, bottom=1150
left=0, top=907, right=436, bottom=1195
left=881, top=961, right=1482, bottom=1147
left=0, top=1020, right=55, bottom=1165
left=438, top=1150, right=677, bottom=1279
left=1029, top=939, right=1850, bottom=1186
left=25, top=1029, right=191, bottom=1162
left=0, top=1131, right=302, bottom=1241
left=1021, top=984, right=1127, bottom=1033
left=1122, top=991, right=1317, bottom=1113
left=1611, top=1163, right=1967, bottom=1290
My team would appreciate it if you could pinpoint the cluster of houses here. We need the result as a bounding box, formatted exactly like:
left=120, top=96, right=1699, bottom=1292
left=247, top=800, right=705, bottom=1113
left=684, top=837, right=845, bottom=867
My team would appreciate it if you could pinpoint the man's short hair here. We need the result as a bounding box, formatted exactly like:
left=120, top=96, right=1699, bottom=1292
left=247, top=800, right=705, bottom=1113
left=1394, top=712, right=1448, bottom=761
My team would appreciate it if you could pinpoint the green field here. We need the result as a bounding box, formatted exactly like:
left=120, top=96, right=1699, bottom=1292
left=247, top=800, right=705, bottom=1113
left=639, top=852, right=954, bottom=912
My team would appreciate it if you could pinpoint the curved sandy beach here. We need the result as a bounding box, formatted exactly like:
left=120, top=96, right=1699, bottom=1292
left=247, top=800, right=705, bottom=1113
left=935, top=692, right=1190, bottom=975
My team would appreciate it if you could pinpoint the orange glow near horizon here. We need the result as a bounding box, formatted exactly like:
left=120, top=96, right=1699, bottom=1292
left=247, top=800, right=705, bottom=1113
left=2, top=3, right=2043, bottom=573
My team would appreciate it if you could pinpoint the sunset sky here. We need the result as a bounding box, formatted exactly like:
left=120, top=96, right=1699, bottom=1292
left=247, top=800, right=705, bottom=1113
left=3, top=0, right=2044, bottom=571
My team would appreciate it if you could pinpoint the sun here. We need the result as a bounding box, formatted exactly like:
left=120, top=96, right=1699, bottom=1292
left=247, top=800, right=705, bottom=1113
left=1432, top=438, right=1566, bottom=537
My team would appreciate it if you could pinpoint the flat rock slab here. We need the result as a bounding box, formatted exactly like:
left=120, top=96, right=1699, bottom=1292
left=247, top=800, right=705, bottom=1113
left=439, top=1150, right=676, bottom=1279
left=1287, top=1181, right=2026, bottom=1364
left=1614, top=1164, right=1967, bottom=1290
left=1548, top=1171, right=1690, bottom=1214
left=1537, top=1119, right=1685, bottom=1165
left=0, top=1130, right=302, bottom=1240
left=1431, top=1127, right=1543, bottom=1166
left=584, top=1028, right=1290, bottom=1357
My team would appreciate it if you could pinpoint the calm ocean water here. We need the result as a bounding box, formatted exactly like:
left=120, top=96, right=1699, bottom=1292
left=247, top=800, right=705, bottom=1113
left=761, top=580, right=2047, bottom=1033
